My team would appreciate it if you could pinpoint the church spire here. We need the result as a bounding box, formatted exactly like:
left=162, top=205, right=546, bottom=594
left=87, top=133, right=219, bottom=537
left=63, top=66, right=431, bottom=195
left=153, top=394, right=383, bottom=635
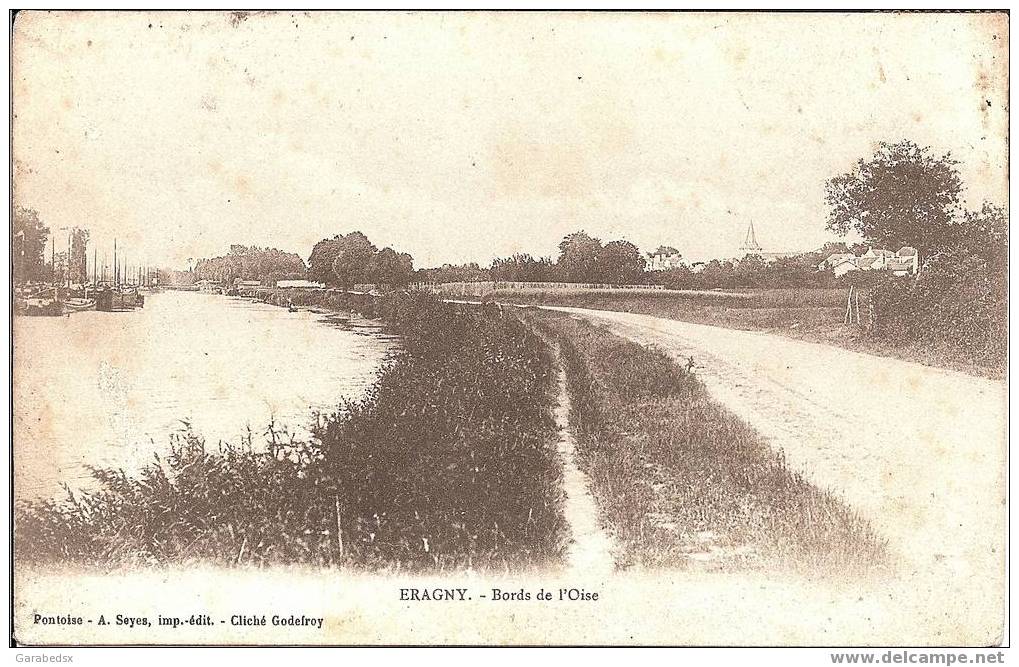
left=739, top=220, right=763, bottom=255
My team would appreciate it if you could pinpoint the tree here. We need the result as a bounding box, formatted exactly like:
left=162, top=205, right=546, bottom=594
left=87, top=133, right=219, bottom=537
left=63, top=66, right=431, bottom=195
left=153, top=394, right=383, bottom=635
left=415, top=262, right=490, bottom=283
left=308, top=236, right=346, bottom=284
left=651, top=245, right=680, bottom=257
left=825, top=140, right=963, bottom=256
left=367, top=246, right=414, bottom=288
left=193, top=245, right=306, bottom=285
left=556, top=231, right=602, bottom=283
left=955, top=202, right=1007, bottom=271
left=69, top=228, right=89, bottom=284
left=700, top=259, right=736, bottom=289
left=331, top=232, right=378, bottom=289
left=652, top=264, right=696, bottom=290
left=490, top=253, right=553, bottom=282
left=596, top=240, right=646, bottom=285
left=13, top=206, right=49, bottom=283
left=734, top=254, right=766, bottom=287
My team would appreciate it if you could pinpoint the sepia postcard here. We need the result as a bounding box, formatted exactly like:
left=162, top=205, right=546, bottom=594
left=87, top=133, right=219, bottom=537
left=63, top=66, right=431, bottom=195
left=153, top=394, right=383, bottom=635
left=9, top=9, right=1009, bottom=648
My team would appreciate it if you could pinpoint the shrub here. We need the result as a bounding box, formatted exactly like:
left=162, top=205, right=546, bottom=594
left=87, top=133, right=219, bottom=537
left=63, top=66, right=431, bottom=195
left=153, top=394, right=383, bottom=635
left=868, top=251, right=1006, bottom=368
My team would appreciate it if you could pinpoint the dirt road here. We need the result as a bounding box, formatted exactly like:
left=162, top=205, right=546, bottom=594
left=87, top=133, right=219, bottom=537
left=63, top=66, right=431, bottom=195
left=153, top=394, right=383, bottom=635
left=539, top=305, right=1006, bottom=641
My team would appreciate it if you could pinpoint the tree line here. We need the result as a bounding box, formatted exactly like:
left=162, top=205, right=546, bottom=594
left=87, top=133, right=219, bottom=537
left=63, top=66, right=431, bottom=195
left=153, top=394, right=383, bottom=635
left=308, top=232, right=415, bottom=289
left=193, top=245, right=307, bottom=286
left=13, top=207, right=94, bottom=285
left=415, top=232, right=647, bottom=285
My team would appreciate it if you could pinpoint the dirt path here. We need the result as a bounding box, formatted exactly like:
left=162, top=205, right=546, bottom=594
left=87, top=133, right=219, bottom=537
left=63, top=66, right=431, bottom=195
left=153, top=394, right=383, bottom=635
left=539, top=333, right=616, bottom=573
left=536, top=305, right=1006, bottom=635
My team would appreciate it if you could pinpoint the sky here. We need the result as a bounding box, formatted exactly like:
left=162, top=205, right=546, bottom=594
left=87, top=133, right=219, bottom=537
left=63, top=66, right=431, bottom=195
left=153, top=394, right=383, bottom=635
left=12, top=11, right=1009, bottom=270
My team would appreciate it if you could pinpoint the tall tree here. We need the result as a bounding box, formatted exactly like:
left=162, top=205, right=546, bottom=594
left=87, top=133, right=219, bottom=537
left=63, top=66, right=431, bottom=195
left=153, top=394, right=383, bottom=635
left=367, top=246, right=414, bottom=287
left=308, top=236, right=345, bottom=284
left=596, top=240, right=646, bottom=284
left=69, top=228, right=90, bottom=284
left=556, top=231, right=602, bottom=283
left=331, top=231, right=378, bottom=289
left=12, top=206, right=49, bottom=283
left=825, top=140, right=963, bottom=256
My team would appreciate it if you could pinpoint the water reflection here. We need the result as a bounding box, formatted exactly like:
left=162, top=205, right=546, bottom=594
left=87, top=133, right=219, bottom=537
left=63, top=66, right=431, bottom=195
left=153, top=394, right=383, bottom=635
left=13, top=291, right=397, bottom=498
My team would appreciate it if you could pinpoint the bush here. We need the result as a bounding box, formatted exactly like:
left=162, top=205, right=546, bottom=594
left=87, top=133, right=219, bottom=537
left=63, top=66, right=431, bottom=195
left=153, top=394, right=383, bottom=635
left=868, top=251, right=1006, bottom=368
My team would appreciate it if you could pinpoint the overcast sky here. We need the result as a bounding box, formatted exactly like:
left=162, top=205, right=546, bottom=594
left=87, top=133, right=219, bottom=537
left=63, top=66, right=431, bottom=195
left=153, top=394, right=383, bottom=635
left=12, top=11, right=1008, bottom=269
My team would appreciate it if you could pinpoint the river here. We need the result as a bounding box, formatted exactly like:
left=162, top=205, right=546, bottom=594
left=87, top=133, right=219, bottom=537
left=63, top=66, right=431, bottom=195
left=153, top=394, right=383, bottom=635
left=13, top=290, right=398, bottom=499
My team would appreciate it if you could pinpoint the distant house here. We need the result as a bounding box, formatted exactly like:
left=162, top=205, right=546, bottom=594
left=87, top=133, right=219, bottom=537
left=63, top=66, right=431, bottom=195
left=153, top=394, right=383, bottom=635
left=233, top=278, right=262, bottom=289
left=276, top=279, right=325, bottom=289
left=818, top=253, right=856, bottom=270
left=757, top=251, right=801, bottom=263
left=820, top=246, right=919, bottom=277
left=646, top=247, right=684, bottom=271
left=831, top=257, right=860, bottom=277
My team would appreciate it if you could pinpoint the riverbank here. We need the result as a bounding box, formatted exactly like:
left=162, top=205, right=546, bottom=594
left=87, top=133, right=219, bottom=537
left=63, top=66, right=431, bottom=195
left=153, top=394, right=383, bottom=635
left=13, top=290, right=392, bottom=498
left=240, top=286, right=380, bottom=317
left=15, top=291, right=567, bottom=570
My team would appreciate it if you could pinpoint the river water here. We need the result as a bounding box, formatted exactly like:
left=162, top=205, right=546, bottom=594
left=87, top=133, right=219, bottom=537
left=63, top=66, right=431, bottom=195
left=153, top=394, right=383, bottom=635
left=13, top=290, right=398, bottom=499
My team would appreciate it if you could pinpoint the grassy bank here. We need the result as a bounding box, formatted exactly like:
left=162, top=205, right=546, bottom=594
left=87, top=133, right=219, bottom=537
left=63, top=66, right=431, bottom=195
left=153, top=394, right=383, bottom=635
left=496, top=288, right=1002, bottom=378
left=241, top=287, right=379, bottom=316
left=527, top=310, right=887, bottom=573
left=16, top=292, right=566, bottom=571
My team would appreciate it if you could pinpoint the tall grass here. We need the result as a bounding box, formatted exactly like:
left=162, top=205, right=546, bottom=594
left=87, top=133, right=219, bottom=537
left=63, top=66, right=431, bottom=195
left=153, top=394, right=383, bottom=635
left=530, top=311, right=887, bottom=574
left=16, top=292, right=567, bottom=571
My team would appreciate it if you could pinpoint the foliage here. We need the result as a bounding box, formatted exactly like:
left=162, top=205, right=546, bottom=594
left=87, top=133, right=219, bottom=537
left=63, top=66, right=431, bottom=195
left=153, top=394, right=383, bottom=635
left=825, top=140, right=963, bottom=256
left=365, top=247, right=414, bottom=288
left=595, top=240, right=646, bottom=285
left=414, top=262, right=490, bottom=284
left=194, top=245, right=306, bottom=285
left=308, top=232, right=414, bottom=288
left=68, top=228, right=90, bottom=284
left=417, top=231, right=654, bottom=286
left=158, top=268, right=196, bottom=286
left=868, top=248, right=1006, bottom=369
left=556, top=230, right=604, bottom=283
left=330, top=232, right=377, bottom=289
left=490, top=253, right=554, bottom=282
left=650, top=254, right=836, bottom=290
left=12, top=206, right=49, bottom=283
left=308, top=236, right=347, bottom=284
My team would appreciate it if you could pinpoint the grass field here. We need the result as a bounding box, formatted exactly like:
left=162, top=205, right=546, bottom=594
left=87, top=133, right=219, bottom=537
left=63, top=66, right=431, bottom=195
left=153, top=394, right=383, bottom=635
left=528, top=309, right=888, bottom=574
left=496, top=288, right=1001, bottom=378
